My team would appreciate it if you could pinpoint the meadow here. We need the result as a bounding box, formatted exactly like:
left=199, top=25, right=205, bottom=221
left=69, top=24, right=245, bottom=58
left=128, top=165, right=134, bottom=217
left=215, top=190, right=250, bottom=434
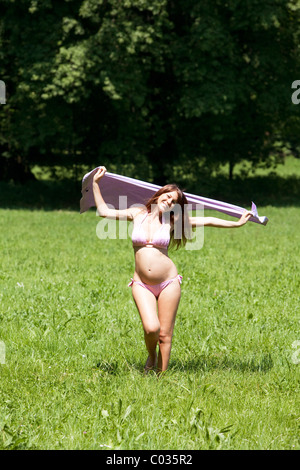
left=0, top=164, right=299, bottom=450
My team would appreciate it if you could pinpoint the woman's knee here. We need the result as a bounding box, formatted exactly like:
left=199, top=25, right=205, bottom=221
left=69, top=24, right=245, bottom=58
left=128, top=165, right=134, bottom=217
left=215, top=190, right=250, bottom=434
left=159, top=330, right=173, bottom=345
left=144, top=322, right=160, bottom=337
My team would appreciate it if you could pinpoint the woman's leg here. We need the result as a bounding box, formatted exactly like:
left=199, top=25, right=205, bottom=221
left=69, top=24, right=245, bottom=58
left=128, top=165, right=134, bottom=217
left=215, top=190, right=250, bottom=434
left=131, top=283, right=160, bottom=370
left=157, top=279, right=181, bottom=372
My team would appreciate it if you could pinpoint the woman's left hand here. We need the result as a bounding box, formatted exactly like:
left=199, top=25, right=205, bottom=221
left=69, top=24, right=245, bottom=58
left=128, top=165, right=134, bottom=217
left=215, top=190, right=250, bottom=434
left=237, top=210, right=253, bottom=226
left=93, top=166, right=107, bottom=183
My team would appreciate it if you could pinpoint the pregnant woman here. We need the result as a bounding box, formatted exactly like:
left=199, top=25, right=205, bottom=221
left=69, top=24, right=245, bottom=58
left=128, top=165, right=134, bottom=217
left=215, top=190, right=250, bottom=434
left=92, top=166, right=252, bottom=374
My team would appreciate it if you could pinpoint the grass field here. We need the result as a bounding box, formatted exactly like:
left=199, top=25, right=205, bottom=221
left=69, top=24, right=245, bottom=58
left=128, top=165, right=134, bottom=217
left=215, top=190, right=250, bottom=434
left=0, top=164, right=300, bottom=450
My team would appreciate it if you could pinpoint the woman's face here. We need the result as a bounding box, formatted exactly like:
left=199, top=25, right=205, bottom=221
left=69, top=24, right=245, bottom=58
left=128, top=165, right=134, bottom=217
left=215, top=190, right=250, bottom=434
left=157, top=190, right=179, bottom=213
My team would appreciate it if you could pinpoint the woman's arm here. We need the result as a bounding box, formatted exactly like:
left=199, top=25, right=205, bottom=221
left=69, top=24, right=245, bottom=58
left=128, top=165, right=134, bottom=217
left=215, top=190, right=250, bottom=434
left=93, top=167, right=140, bottom=220
left=189, top=210, right=253, bottom=228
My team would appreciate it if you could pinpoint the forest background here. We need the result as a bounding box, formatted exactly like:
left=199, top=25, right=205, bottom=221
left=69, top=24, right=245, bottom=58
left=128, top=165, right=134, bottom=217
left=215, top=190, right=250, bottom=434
left=0, top=0, right=300, bottom=208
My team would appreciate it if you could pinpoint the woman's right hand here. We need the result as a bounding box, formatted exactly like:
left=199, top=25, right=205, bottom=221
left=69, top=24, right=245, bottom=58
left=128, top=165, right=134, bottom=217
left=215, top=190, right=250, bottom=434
left=93, top=166, right=107, bottom=183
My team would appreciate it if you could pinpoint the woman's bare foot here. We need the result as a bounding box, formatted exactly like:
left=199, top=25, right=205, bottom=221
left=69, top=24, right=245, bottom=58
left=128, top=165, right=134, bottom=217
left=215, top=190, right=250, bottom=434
left=144, top=353, right=157, bottom=374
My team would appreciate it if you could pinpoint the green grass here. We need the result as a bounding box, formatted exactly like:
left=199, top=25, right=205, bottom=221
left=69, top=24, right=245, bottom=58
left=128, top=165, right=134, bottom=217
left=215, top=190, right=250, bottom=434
left=214, top=154, right=300, bottom=178
left=0, top=204, right=299, bottom=450
left=1, top=155, right=300, bottom=212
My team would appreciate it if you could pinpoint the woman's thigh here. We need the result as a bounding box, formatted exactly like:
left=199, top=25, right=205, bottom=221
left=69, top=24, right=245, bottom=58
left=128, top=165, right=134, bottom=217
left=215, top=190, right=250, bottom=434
left=157, top=280, right=181, bottom=336
left=131, top=283, right=159, bottom=334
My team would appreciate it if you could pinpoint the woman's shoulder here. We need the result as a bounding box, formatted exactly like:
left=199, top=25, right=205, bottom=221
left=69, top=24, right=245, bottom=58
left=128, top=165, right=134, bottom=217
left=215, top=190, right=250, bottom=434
left=130, top=206, right=147, bottom=220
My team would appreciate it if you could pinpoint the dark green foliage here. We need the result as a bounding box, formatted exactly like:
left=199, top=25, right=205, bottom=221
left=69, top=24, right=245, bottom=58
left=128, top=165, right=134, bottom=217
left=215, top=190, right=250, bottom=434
left=0, top=0, right=299, bottom=183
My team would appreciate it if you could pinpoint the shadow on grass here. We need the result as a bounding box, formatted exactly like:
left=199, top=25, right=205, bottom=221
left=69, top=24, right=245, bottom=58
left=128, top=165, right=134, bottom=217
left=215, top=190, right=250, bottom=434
left=96, top=359, right=155, bottom=376
left=170, top=352, right=274, bottom=374
left=185, top=173, right=300, bottom=208
left=96, top=360, right=122, bottom=375
left=95, top=353, right=274, bottom=377
left=0, top=179, right=81, bottom=211
left=0, top=173, right=299, bottom=210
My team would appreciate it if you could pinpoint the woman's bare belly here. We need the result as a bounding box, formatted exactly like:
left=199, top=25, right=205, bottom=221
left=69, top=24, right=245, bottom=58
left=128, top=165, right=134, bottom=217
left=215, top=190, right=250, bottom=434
left=133, top=246, right=178, bottom=284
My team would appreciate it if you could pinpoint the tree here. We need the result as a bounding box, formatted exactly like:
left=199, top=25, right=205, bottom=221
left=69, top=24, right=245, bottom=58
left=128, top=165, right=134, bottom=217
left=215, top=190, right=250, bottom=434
left=0, top=0, right=299, bottom=183
left=168, top=0, right=300, bottom=178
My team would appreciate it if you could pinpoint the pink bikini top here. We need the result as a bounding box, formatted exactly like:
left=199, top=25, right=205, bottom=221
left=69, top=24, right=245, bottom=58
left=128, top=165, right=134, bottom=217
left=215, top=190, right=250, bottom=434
left=131, top=212, right=170, bottom=249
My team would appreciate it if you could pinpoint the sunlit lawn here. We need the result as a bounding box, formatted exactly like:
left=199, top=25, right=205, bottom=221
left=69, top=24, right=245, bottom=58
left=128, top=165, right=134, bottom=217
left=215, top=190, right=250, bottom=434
left=0, top=203, right=299, bottom=449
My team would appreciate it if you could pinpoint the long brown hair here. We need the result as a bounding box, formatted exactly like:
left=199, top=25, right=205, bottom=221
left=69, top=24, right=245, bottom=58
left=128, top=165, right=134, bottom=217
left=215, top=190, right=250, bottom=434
left=145, top=184, right=191, bottom=249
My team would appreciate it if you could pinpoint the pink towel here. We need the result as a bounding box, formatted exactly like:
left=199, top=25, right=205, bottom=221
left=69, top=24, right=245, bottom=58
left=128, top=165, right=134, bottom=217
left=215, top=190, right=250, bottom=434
left=80, top=168, right=268, bottom=225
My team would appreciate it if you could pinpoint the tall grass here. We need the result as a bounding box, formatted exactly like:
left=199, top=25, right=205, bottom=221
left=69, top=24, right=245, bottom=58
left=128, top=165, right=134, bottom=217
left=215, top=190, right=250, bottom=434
left=0, top=203, right=299, bottom=450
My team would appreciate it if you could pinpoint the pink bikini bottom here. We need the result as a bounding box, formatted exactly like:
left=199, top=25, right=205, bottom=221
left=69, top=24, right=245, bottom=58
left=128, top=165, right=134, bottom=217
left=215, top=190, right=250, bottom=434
left=128, top=275, right=182, bottom=299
